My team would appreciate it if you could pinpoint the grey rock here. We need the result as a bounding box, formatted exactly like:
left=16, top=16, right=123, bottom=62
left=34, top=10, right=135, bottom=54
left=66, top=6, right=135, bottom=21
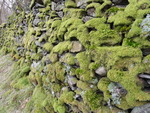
left=33, top=18, right=41, bottom=26
left=76, top=0, right=87, bottom=7
left=87, top=8, right=95, bottom=17
left=55, top=4, right=65, bottom=11
left=56, top=11, right=64, bottom=18
left=68, top=76, right=78, bottom=86
left=70, top=41, right=83, bottom=53
left=140, top=14, right=150, bottom=37
left=45, top=16, right=50, bottom=21
left=51, top=2, right=57, bottom=10
left=35, top=41, right=43, bottom=47
left=31, top=61, right=41, bottom=70
left=139, top=74, right=150, bottom=79
left=76, top=0, right=87, bottom=8
left=95, top=67, right=107, bottom=76
left=131, top=103, right=150, bottom=113
left=23, top=26, right=28, bottom=33
left=82, top=16, right=92, bottom=22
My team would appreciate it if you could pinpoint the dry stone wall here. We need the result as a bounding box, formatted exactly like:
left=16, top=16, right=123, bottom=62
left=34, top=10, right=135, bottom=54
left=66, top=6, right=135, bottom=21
left=0, top=0, right=150, bottom=113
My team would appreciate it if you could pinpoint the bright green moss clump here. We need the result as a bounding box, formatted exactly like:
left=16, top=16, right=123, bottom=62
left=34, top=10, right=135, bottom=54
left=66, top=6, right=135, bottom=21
left=83, top=89, right=103, bottom=111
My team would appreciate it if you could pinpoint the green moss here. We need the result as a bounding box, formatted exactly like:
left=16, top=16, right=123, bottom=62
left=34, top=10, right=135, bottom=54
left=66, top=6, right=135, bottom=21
left=123, top=38, right=140, bottom=47
left=43, top=0, right=51, bottom=6
left=53, top=99, right=66, bottom=113
left=57, top=18, right=83, bottom=41
left=65, top=0, right=77, bottom=8
left=60, top=53, right=75, bottom=65
left=108, top=11, right=132, bottom=26
left=76, top=52, right=94, bottom=81
left=106, top=7, right=124, bottom=15
left=60, top=90, right=75, bottom=104
left=12, top=77, right=30, bottom=89
left=51, top=83, right=61, bottom=93
left=55, top=62, right=65, bottom=82
left=50, top=11, right=58, bottom=18
left=87, top=0, right=102, bottom=3
left=43, top=42, right=53, bottom=52
left=97, top=77, right=111, bottom=101
left=63, top=8, right=85, bottom=19
left=31, top=53, right=42, bottom=60
left=115, top=25, right=131, bottom=33
left=77, top=80, right=90, bottom=90
left=95, top=46, right=150, bottom=109
left=83, top=89, right=103, bottom=111
left=25, top=86, right=47, bottom=113
left=51, top=20, right=62, bottom=29
left=52, top=41, right=72, bottom=54
left=91, top=46, right=142, bottom=69
left=39, top=6, right=51, bottom=13
left=18, top=27, right=24, bottom=35
left=29, top=0, right=35, bottom=9
left=49, top=53, right=58, bottom=63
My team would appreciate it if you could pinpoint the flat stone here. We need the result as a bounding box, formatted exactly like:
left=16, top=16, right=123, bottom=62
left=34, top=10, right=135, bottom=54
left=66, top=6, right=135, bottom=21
left=70, top=41, right=83, bottom=53
left=95, top=66, right=107, bottom=76
left=131, top=103, right=150, bottom=113
left=139, top=74, right=150, bottom=79
left=51, top=2, right=57, bottom=10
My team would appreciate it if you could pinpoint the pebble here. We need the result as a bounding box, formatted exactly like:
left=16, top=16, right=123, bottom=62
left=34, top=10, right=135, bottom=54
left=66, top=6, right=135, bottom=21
left=95, top=67, right=107, bottom=76
left=70, top=41, right=83, bottom=53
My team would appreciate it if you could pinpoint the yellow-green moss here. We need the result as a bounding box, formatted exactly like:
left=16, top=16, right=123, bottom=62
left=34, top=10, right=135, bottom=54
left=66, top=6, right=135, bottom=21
left=83, top=89, right=103, bottom=111
left=65, top=0, right=77, bottom=8
left=52, top=41, right=72, bottom=54
left=43, top=42, right=53, bottom=52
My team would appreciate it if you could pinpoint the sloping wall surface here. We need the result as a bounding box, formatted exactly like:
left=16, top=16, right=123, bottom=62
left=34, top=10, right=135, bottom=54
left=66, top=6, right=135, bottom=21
left=0, top=0, right=150, bottom=113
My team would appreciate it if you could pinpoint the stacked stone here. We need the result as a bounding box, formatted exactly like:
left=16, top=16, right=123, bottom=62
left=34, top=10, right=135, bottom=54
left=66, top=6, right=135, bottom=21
left=0, top=0, right=150, bottom=113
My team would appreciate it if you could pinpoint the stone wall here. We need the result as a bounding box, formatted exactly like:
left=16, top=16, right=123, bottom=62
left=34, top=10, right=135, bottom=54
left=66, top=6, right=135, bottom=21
left=0, top=0, right=150, bottom=112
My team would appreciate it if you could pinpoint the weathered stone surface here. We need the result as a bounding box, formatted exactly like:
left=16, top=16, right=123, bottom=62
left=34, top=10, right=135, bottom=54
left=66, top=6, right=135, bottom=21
left=56, top=11, right=64, bottom=18
left=70, top=41, right=83, bottom=53
left=95, top=67, right=107, bottom=76
left=82, top=16, right=92, bottom=22
left=87, top=8, right=95, bottom=17
left=131, top=103, right=150, bottom=113
left=51, top=2, right=57, bottom=10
